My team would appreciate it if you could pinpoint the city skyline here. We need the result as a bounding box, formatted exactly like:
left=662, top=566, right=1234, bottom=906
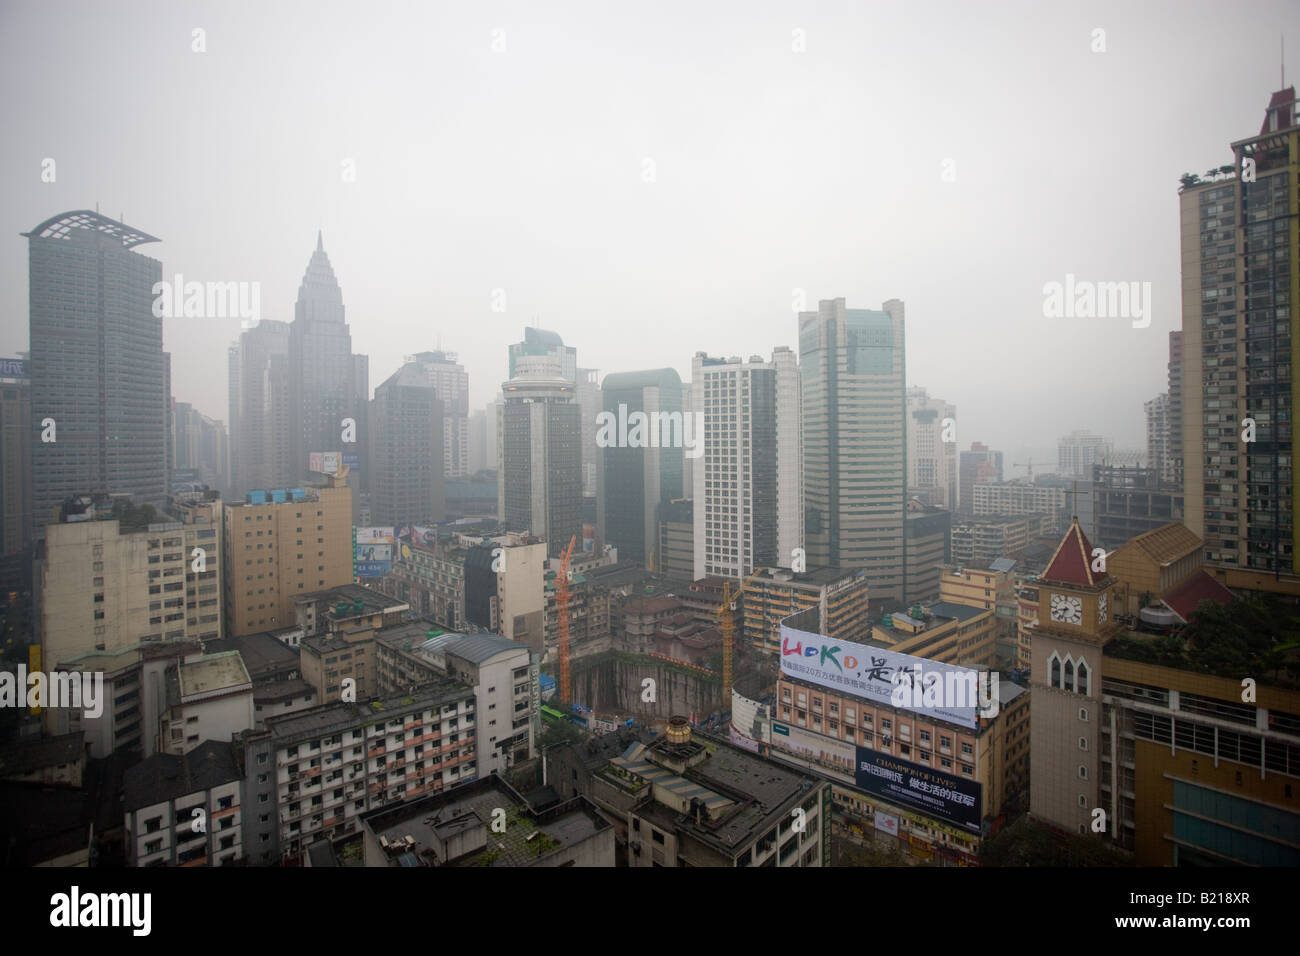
left=5, top=2, right=1297, bottom=460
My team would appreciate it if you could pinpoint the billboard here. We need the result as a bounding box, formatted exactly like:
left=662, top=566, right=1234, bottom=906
left=0, top=358, right=27, bottom=378
left=309, top=451, right=342, bottom=475
left=355, top=526, right=394, bottom=576
left=770, top=721, right=856, bottom=784
left=854, top=748, right=982, bottom=832
left=779, top=619, right=980, bottom=729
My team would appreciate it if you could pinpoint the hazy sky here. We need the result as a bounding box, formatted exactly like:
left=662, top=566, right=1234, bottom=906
left=3, top=0, right=1298, bottom=475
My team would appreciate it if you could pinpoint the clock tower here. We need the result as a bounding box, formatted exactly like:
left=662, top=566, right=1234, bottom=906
left=1028, top=517, right=1118, bottom=836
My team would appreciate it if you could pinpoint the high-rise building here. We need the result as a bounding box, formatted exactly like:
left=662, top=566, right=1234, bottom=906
left=370, top=362, right=445, bottom=525
left=691, top=349, right=802, bottom=580
left=1145, top=393, right=1172, bottom=487
left=906, top=387, right=957, bottom=512
left=0, top=358, right=32, bottom=553
left=288, top=234, right=367, bottom=492
left=508, top=327, right=576, bottom=382
left=229, top=320, right=292, bottom=495
left=1167, top=330, right=1184, bottom=489
left=1058, top=429, right=1114, bottom=478
left=221, top=474, right=352, bottom=637
left=1179, top=87, right=1299, bottom=586
left=576, top=368, right=601, bottom=498
left=499, top=354, right=582, bottom=557
left=958, top=442, right=1003, bottom=516
left=410, top=351, right=469, bottom=478
left=24, top=211, right=170, bottom=525
left=799, top=298, right=907, bottom=603
left=40, top=491, right=223, bottom=672
left=598, top=368, right=685, bottom=568
left=172, top=402, right=230, bottom=494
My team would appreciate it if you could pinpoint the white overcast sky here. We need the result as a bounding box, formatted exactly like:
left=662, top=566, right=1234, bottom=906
left=3, top=0, right=1298, bottom=473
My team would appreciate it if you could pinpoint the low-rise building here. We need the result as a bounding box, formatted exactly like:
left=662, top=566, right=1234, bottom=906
left=360, top=775, right=614, bottom=866
left=123, top=740, right=243, bottom=867
left=0, top=732, right=85, bottom=787
left=742, top=567, right=871, bottom=654
left=951, top=514, right=1048, bottom=566
left=158, top=651, right=255, bottom=755
left=872, top=601, right=997, bottom=669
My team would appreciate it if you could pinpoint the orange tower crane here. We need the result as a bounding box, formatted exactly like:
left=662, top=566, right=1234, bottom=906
left=714, top=567, right=769, bottom=702
left=557, top=535, right=577, bottom=707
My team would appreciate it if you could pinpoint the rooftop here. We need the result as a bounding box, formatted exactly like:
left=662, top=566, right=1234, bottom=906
left=202, top=632, right=299, bottom=680
left=122, top=740, right=241, bottom=812
left=1119, top=522, right=1202, bottom=568
left=0, top=732, right=84, bottom=778
left=178, top=651, right=251, bottom=699
left=257, top=682, right=473, bottom=745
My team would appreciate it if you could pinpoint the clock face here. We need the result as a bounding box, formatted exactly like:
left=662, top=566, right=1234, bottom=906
left=1050, top=593, right=1082, bottom=625
left=1098, top=593, right=1108, bottom=624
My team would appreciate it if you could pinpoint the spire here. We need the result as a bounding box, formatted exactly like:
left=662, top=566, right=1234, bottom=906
left=316, top=229, right=323, bottom=252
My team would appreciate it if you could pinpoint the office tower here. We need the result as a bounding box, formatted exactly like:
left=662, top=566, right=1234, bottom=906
left=370, top=361, right=446, bottom=525
left=657, top=498, right=694, bottom=583
left=1058, top=429, right=1113, bottom=478
left=229, top=320, right=291, bottom=494
left=500, top=354, right=582, bottom=557
left=0, top=358, right=32, bottom=553
left=691, top=349, right=802, bottom=580
left=598, top=368, right=685, bottom=568
left=1145, top=393, right=1172, bottom=486
left=410, top=350, right=469, bottom=478
left=172, top=402, right=230, bottom=493
left=288, top=233, right=367, bottom=489
left=576, top=368, right=601, bottom=497
left=221, top=474, right=353, bottom=637
left=906, top=386, right=957, bottom=511
left=40, top=491, right=223, bottom=671
left=1167, top=331, right=1184, bottom=489
left=24, top=211, right=170, bottom=526
left=1180, top=87, right=1298, bottom=582
left=799, top=298, right=907, bottom=603
left=508, top=327, right=576, bottom=382
left=958, top=442, right=1003, bottom=516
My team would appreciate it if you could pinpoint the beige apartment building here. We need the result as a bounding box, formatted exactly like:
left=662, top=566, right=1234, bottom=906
left=871, top=602, right=997, bottom=670
left=222, top=474, right=352, bottom=637
left=742, top=567, right=871, bottom=654
left=41, top=493, right=223, bottom=672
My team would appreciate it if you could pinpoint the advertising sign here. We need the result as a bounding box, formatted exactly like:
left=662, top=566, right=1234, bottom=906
left=874, top=810, right=900, bottom=837
left=779, top=619, right=980, bottom=729
left=356, top=561, right=389, bottom=578
left=0, top=358, right=28, bottom=378
left=729, top=725, right=762, bottom=753
left=770, top=722, right=856, bottom=784
left=309, top=451, right=342, bottom=475
left=355, top=527, right=395, bottom=576
left=854, top=748, right=982, bottom=832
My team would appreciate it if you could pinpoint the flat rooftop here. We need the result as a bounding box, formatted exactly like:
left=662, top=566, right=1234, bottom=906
left=179, top=651, right=251, bottom=698
left=258, top=681, right=473, bottom=745
left=203, top=632, right=299, bottom=680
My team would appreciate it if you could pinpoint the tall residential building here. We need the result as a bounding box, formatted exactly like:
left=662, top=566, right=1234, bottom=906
left=25, top=211, right=170, bottom=525
left=691, top=349, right=802, bottom=580
left=906, top=387, right=957, bottom=511
left=410, top=351, right=469, bottom=478
left=499, top=354, right=582, bottom=557
left=1145, top=393, right=1172, bottom=487
left=958, top=442, right=1003, bottom=516
left=598, top=368, right=685, bottom=568
left=799, top=298, right=907, bottom=603
left=1180, top=87, right=1299, bottom=585
left=221, top=474, right=353, bottom=637
left=229, top=320, right=292, bottom=495
left=576, top=368, right=601, bottom=498
left=0, top=358, right=32, bottom=553
left=288, top=233, right=368, bottom=492
left=468, top=406, right=491, bottom=474
left=1058, top=429, right=1114, bottom=478
left=1167, top=331, right=1184, bottom=489
left=40, top=491, right=223, bottom=672
left=369, top=362, right=445, bottom=525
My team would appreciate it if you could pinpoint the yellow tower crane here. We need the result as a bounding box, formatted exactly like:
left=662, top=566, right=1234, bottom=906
left=714, top=566, right=769, bottom=703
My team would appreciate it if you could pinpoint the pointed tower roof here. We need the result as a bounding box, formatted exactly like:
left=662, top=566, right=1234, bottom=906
left=1040, top=518, right=1105, bottom=588
left=316, top=229, right=323, bottom=251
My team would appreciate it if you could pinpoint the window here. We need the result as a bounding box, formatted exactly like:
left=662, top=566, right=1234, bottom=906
left=1079, top=737, right=1088, bottom=751
left=1077, top=661, right=1090, bottom=696
left=1079, top=766, right=1088, bottom=780
left=1078, top=795, right=1088, bottom=808
left=1050, top=653, right=1061, bottom=689
left=1064, top=659, right=1075, bottom=693
left=652, top=830, right=665, bottom=845
left=1079, top=707, right=1089, bottom=722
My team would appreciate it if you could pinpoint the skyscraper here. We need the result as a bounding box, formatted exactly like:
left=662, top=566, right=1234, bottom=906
left=24, top=211, right=170, bottom=526
left=958, top=442, right=1003, bottom=515
left=1167, top=330, right=1184, bottom=489
left=799, top=298, right=907, bottom=603
left=508, top=327, right=576, bottom=382
left=370, top=361, right=446, bottom=525
left=1179, top=87, right=1298, bottom=583
left=906, top=386, right=957, bottom=511
left=598, top=368, right=685, bottom=568
left=288, top=233, right=367, bottom=490
left=1058, top=429, right=1113, bottom=478
left=0, top=357, right=32, bottom=553
left=500, top=354, right=582, bottom=557
left=229, top=320, right=291, bottom=494
left=1145, top=393, right=1172, bottom=486
left=691, top=349, right=802, bottom=580
left=410, top=350, right=469, bottom=478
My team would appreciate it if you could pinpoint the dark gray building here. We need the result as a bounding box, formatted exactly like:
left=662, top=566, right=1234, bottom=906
left=370, top=362, right=445, bottom=525
left=598, top=368, right=684, bottom=568
left=24, top=211, right=170, bottom=526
